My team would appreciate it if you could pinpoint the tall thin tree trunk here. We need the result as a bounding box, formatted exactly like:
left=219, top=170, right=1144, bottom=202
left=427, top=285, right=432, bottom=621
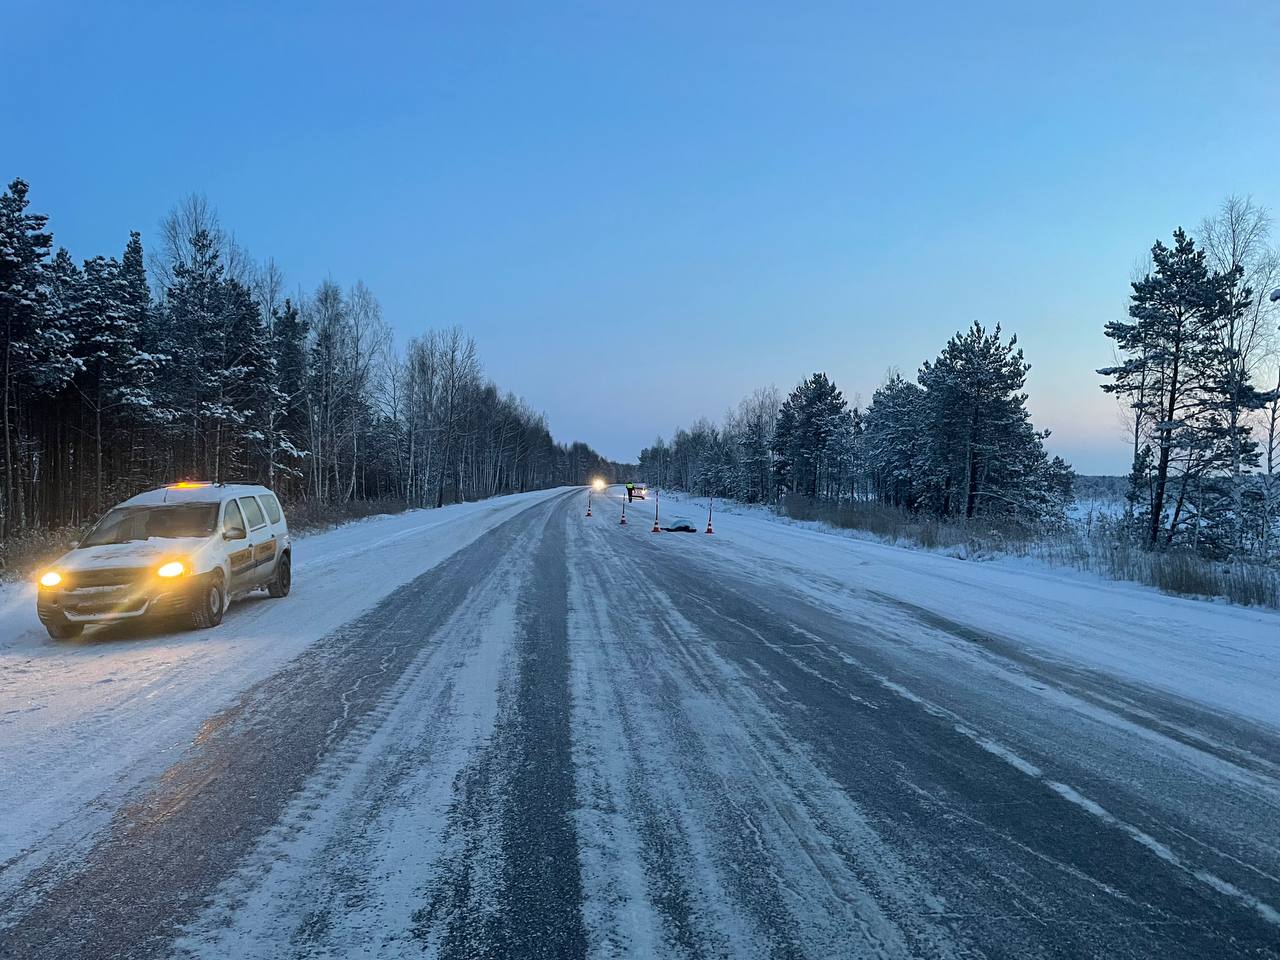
left=1151, top=324, right=1183, bottom=546
left=2, top=336, right=13, bottom=539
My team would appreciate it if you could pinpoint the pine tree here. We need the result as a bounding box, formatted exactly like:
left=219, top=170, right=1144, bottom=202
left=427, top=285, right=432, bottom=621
left=269, top=297, right=309, bottom=491
left=33, top=248, right=81, bottom=394
left=117, top=232, right=159, bottom=414
left=1100, top=229, right=1254, bottom=547
left=158, top=227, right=227, bottom=479
left=772, top=373, right=852, bottom=499
left=918, top=321, right=1036, bottom=519
left=863, top=374, right=927, bottom=509
left=76, top=254, right=125, bottom=507
left=214, top=277, right=275, bottom=481
left=0, top=179, right=54, bottom=536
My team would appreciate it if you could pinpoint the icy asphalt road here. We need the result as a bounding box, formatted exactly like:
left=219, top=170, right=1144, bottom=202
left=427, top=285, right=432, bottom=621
left=3, top=488, right=1279, bottom=959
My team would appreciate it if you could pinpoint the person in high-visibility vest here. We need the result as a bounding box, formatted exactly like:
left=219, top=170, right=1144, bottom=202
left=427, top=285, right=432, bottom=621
left=625, top=482, right=634, bottom=502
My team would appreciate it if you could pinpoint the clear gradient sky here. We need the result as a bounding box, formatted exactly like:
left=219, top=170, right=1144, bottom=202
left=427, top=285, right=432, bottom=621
left=4, top=1, right=1279, bottom=472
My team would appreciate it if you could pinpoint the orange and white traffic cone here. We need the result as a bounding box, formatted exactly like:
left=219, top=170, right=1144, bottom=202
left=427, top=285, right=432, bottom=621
left=651, top=518, right=661, bottom=533
left=706, top=496, right=714, bottom=534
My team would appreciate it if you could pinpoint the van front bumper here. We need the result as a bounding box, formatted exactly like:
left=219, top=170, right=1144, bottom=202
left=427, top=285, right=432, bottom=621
left=37, top=571, right=214, bottom=626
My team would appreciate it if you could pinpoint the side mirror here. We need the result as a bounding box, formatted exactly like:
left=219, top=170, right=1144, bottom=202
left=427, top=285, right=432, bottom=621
left=224, top=526, right=247, bottom=541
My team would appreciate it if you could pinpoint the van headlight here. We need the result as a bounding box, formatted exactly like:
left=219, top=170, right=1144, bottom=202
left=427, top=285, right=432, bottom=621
left=156, top=561, right=186, bottom=579
left=38, top=570, right=63, bottom=588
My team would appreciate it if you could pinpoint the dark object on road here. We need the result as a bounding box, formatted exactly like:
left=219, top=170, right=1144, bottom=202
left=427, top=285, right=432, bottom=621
left=662, top=523, right=697, bottom=533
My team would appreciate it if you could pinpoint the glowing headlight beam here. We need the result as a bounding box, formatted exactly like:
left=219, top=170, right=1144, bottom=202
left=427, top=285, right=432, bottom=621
left=39, top=570, right=63, bottom=588
left=156, top=561, right=186, bottom=578
left=591, top=478, right=606, bottom=492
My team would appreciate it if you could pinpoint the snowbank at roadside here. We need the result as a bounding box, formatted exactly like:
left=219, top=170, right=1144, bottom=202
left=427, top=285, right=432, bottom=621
left=631, top=488, right=1280, bottom=731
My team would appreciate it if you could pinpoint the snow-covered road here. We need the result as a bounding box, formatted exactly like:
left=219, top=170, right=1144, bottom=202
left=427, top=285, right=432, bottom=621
left=2, top=487, right=1279, bottom=958
left=0, top=489, right=569, bottom=895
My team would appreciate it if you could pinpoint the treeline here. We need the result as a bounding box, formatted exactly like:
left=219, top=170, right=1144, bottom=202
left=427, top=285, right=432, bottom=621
left=0, top=179, right=627, bottom=538
left=1100, top=196, right=1280, bottom=562
left=638, top=195, right=1280, bottom=572
left=639, top=321, right=1074, bottom=528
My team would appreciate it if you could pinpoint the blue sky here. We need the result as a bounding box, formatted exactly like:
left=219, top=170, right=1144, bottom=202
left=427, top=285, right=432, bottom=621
left=4, top=1, right=1278, bottom=472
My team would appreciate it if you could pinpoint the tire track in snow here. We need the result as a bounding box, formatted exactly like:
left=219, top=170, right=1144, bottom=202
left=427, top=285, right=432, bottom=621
left=172, top=530, right=547, bottom=957
left=566, top=509, right=957, bottom=959
left=705, top=541, right=1280, bottom=781
left=412, top=499, right=588, bottom=960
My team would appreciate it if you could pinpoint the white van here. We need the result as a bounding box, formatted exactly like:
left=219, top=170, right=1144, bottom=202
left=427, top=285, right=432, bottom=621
left=35, top=482, right=292, bottom=640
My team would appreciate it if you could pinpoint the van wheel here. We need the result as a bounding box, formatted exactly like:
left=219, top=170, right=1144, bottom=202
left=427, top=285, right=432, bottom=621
left=45, top=619, right=84, bottom=640
left=190, top=573, right=226, bottom=629
left=267, top=552, right=292, bottom=598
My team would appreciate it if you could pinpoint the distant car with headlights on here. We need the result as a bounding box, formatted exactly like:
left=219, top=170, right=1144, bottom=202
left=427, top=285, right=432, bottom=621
left=35, top=482, right=291, bottom=640
left=625, top=482, right=647, bottom=501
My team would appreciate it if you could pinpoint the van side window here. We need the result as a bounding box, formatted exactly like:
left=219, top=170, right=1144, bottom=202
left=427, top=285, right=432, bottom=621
left=239, top=496, right=267, bottom=530
left=224, top=499, right=246, bottom=535
left=261, top=494, right=282, bottom=525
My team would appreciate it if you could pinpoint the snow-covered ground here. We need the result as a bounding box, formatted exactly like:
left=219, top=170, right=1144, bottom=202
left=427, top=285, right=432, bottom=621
left=0, top=488, right=568, bottom=892
left=6, top=485, right=1280, bottom=957
left=653, top=489, right=1280, bottom=730
left=1067, top=495, right=1126, bottom=523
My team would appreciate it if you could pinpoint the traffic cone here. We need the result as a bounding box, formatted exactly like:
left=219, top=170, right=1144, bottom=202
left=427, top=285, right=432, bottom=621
left=705, top=519, right=714, bottom=534
left=586, top=505, right=592, bottom=517
left=651, top=517, right=661, bottom=533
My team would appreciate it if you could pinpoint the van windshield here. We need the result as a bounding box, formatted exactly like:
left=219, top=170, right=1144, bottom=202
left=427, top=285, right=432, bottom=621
left=80, top=504, right=220, bottom=547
